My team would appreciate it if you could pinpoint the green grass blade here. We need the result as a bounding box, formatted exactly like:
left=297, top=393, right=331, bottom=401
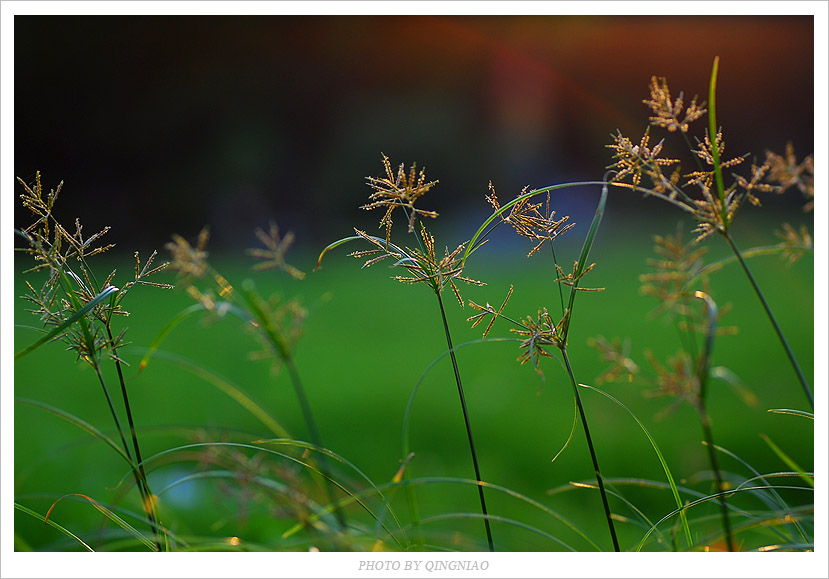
left=418, top=512, right=575, bottom=551
left=579, top=383, right=693, bottom=548
left=460, top=181, right=605, bottom=267
left=126, top=347, right=291, bottom=439
left=551, top=393, right=578, bottom=464
left=14, top=502, right=94, bottom=552
left=768, top=408, right=814, bottom=420
left=47, top=494, right=156, bottom=551
left=708, top=56, right=727, bottom=206
left=561, top=177, right=608, bottom=339
left=759, top=434, right=814, bottom=488
left=15, top=397, right=132, bottom=466
left=14, top=285, right=119, bottom=360
left=281, top=475, right=602, bottom=551
left=636, top=484, right=811, bottom=551
left=133, top=302, right=206, bottom=376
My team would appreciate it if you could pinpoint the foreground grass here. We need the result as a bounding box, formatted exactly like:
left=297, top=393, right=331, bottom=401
left=14, top=209, right=813, bottom=550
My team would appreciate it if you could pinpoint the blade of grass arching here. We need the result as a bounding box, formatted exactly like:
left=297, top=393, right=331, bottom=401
left=551, top=394, right=578, bottom=465
left=460, top=181, right=606, bottom=266
left=400, top=335, right=519, bottom=549
left=281, top=475, right=602, bottom=551
left=580, top=383, right=693, bottom=548
left=15, top=397, right=132, bottom=465
left=568, top=481, right=664, bottom=543
left=636, top=483, right=812, bottom=552
left=46, top=494, right=156, bottom=551
left=561, top=177, right=608, bottom=340
left=14, top=285, right=119, bottom=360
left=692, top=503, right=814, bottom=552
left=133, top=302, right=206, bottom=376
left=759, top=435, right=814, bottom=488
left=14, top=503, right=94, bottom=552
left=705, top=441, right=810, bottom=543
left=768, top=408, right=814, bottom=420
left=687, top=243, right=813, bottom=287
left=314, top=234, right=410, bottom=272
left=142, top=441, right=400, bottom=547
left=418, top=512, right=574, bottom=551
left=127, top=347, right=291, bottom=439
left=257, top=437, right=408, bottom=545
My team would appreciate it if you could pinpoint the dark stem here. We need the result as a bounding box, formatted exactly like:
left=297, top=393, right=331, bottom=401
left=284, top=357, right=348, bottom=531
left=561, top=348, right=620, bottom=552
left=695, top=290, right=735, bottom=551
left=106, top=326, right=163, bottom=551
left=93, top=362, right=161, bottom=551
left=723, top=233, right=813, bottom=408
left=697, top=406, right=735, bottom=552
left=436, top=291, right=495, bottom=552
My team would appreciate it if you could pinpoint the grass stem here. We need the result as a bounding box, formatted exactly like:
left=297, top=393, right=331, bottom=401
left=106, top=326, right=163, bottom=551
left=561, top=349, right=620, bottom=552
left=723, top=233, right=813, bottom=408
left=436, top=292, right=495, bottom=552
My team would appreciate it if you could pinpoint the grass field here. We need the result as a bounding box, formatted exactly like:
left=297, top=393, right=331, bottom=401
left=13, top=205, right=814, bottom=552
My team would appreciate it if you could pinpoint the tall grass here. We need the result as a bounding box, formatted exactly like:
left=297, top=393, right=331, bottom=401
left=13, top=58, right=814, bottom=554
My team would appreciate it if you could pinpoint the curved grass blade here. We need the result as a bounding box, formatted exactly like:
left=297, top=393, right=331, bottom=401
left=138, top=441, right=403, bottom=548
left=686, top=244, right=813, bottom=288
left=126, top=347, right=290, bottom=439
left=14, top=286, right=119, bottom=360
left=15, top=397, right=132, bottom=465
left=400, top=336, right=519, bottom=547
left=460, top=180, right=606, bottom=267
left=133, top=302, right=206, bottom=376
left=46, top=494, right=156, bottom=551
left=705, top=441, right=810, bottom=543
left=768, top=408, right=814, bottom=420
left=636, top=484, right=812, bottom=551
left=314, top=234, right=409, bottom=272
left=281, top=476, right=602, bottom=551
left=758, top=435, right=813, bottom=489
left=14, top=502, right=94, bottom=552
left=579, top=383, right=693, bottom=547
left=551, top=394, right=578, bottom=464
left=417, top=512, right=575, bottom=551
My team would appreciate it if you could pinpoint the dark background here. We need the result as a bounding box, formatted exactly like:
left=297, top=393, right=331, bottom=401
left=14, top=15, right=814, bottom=253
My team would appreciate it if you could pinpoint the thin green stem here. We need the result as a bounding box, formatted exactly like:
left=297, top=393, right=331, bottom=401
left=722, top=233, right=813, bottom=408
left=560, top=348, right=620, bottom=552
left=697, top=409, right=735, bottom=551
left=92, top=365, right=160, bottom=551
left=106, top=325, right=164, bottom=551
left=435, top=292, right=494, bottom=552
left=694, top=291, right=735, bottom=552
left=284, top=357, right=348, bottom=532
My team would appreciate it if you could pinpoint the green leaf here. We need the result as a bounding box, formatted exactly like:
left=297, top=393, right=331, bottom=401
left=14, top=502, right=94, bottom=552
left=580, top=383, right=693, bottom=548
left=15, top=285, right=119, bottom=360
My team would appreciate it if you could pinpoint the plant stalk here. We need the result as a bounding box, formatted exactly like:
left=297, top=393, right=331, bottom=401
left=106, top=326, right=164, bottom=551
left=698, top=408, right=735, bottom=551
left=694, top=290, right=735, bottom=551
left=436, top=292, right=495, bottom=552
left=93, top=363, right=161, bottom=551
left=722, top=233, right=813, bottom=408
left=561, top=348, right=620, bottom=552
left=284, top=357, right=348, bottom=531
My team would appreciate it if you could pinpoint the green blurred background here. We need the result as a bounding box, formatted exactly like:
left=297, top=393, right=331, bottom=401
left=12, top=14, right=815, bottom=552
